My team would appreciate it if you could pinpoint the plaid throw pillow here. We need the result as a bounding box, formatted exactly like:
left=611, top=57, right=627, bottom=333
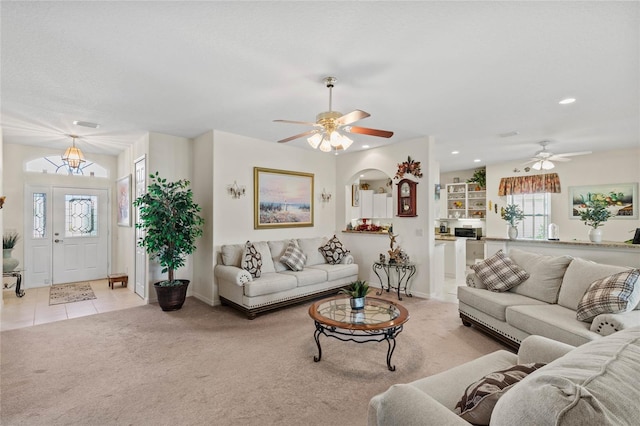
left=280, top=239, right=307, bottom=271
left=470, top=250, right=529, bottom=292
left=576, top=269, right=640, bottom=322
left=241, top=241, right=262, bottom=278
left=319, top=235, right=349, bottom=265
left=455, top=363, right=546, bottom=425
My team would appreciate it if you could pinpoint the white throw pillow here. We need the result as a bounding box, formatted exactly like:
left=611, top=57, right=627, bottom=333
left=280, top=239, right=307, bottom=272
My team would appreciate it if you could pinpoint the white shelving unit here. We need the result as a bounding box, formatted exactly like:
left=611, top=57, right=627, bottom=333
left=446, top=183, right=486, bottom=219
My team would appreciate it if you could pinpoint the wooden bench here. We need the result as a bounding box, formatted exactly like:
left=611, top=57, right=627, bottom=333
left=108, top=273, right=128, bottom=289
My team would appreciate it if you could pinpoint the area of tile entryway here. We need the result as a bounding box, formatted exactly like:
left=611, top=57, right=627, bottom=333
left=1, top=279, right=145, bottom=331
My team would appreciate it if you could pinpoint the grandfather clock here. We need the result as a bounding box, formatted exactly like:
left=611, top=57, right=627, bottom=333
left=397, top=179, right=418, bottom=217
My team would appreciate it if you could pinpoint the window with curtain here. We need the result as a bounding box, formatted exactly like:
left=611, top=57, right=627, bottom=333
left=500, top=173, right=559, bottom=239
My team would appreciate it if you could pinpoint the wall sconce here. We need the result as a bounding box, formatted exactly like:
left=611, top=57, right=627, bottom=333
left=321, top=188, right=332, bottom=203
left=227, top=181, right=246, bottom=199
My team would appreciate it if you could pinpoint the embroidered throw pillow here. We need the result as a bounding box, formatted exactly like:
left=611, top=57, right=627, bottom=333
left=280, top=239, right=307, bottom=272
left=470, top=250, right=530, bottom=292
left=319, top=235, right=349, bottom=265
left=455, top=363, right=546, bottom=425
left=241, top=241, right=262, bottom=278
left=576, top=269, right=640, bottom=322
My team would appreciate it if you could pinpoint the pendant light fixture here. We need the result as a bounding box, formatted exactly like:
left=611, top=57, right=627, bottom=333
left=61, top=135, right=86, bottom=172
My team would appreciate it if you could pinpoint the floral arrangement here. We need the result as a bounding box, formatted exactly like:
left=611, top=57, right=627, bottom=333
left=501, top=204, right=525, bottom=226
left=394, top=156, right=423, bottom=179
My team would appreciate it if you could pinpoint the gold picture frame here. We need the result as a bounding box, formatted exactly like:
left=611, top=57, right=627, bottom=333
left=254, top=167, right=314, bottom=229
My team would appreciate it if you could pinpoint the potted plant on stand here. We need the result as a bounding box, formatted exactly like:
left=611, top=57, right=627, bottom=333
left=340, top=280, right=370, bottom=310
left=501, top=204, right=525, bottom=240
left=579, top=201, right=612, bottom=243
left=3, top=232, right=20, bottom=272
left=133, top=172, right=204, bottom=311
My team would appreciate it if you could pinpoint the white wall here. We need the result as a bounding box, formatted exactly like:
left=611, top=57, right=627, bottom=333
left=336, top=137, right=437, bottom=297
left=485, top=147, right=640, bottom=242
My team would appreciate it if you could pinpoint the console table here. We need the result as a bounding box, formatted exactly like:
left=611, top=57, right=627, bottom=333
left=3, top=270, right=25, bottom=297
left=372, top=261, right=416, bottom=300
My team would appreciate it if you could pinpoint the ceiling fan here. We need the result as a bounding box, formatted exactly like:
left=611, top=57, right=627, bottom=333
left=523, top=141, right=592, bottom=170
left=273, top=77, right=394, bottom=152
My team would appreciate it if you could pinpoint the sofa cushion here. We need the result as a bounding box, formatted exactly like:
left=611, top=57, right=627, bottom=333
left=241, top=241, right=263, bottom=278
left=297, top=237, right=328, bottom=266
left=280, top=268, right=327, bottom=287
left=243, top=272, right=297, bottom=297
left=267, top=239, right=289, bottom=272
left=506, top=304, right=599, bottom=347
left=491, top=327, right=640, bottom=426
left=319, top=235, right=350, bottom=265
left=558, top=257, right=632, bottom=311
left=466, top=272, right=486, bottom=289
left=221, top=243, right=245, bottom=267
left=458, top=286, right=547, bottom=322
left=576, top=270, right=640, bottom=322
left=470, top=250, right=530, bottom=292
left=455, top=363, right=545, bottom=425
left=508, top=249, right=573, bottom=303
left=307, top=263, right=358, bottom=282
left=280, top=239, right=307, bottom=271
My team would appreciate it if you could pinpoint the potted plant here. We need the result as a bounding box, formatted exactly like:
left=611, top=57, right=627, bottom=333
left=579, top=201, right=612, bottom=243
left=501, top=204, right=524, bottom=239
left=340, top=280, right=370, bottom=310
left=467, top=168, right=486, bottom=189
left=3, top=232, right=20, bottom=272
left=133, top=172, right=204, bottom=311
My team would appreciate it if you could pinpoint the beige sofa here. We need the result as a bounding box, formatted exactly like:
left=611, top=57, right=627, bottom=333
left=368, top=327, right=640, bottom=425
left=214, top=237, right=358, bottom=318
left=458, top=248, right=640, bottom=348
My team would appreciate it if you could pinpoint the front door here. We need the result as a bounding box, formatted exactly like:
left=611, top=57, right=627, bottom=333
left=52, top=188, right=108, bottom=284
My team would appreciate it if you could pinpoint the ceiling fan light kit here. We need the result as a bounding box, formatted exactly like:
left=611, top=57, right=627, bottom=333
left=523, top=140, right=592, bottom=170
left=275, top=76, right=393, bottom=153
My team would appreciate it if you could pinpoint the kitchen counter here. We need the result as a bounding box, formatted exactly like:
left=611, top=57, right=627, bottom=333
left=435, top=234, right=458, bottom=241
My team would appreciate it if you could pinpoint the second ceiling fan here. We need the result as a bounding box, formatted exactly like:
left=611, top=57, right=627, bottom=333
left=274, top=77, right=394, bottom=152
left=524, top=141, right=592, bottom=170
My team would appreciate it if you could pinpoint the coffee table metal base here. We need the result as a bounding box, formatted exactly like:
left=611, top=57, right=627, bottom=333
left=312, top=321, right=404, bottom=371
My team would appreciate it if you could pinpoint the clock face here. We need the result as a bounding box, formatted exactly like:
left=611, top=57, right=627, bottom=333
left=400, top=182, right=410, bottom=196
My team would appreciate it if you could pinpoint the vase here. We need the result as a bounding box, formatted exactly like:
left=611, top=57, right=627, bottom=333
left=508, top=226, right=518, bottom=240
left=350, top=296, right=365, bottom=310
left=154, top=279, right=190, bottom=311
left=3, top=248, right=19, bottom=272
left=588, top=228, right=602, bottom=243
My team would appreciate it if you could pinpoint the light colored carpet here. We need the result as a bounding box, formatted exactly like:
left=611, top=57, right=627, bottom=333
left=1, top=294, right=507, bottom=425
left=49, top=283, right=97, bottom=305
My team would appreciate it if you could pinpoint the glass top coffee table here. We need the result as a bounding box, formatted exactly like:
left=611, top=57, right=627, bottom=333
left=308, top=295, right=409, bottom=371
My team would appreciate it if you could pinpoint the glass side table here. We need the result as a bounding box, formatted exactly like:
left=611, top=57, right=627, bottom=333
left=3, top=269, right=25, bottom=297
left=372, top=261, right=416, bottom=300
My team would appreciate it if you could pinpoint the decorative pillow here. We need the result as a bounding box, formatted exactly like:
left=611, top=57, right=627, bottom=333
left=241, top=241, right=262, bottom=278
left=455, top=363, right=546, bottom=425
left=319, top=235, right=350, bottom=265
left=470, top=250, right=530, bottom=292
left=280, top=239, right=307, bottom=271
left=576, top=269, right=640, bottom=322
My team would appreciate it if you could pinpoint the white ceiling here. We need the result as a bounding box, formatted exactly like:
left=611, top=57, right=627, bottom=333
left=2, top=1, right=638, bottom=172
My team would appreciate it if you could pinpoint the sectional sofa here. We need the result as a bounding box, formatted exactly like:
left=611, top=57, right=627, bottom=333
left=458, top=248, right=640, bottom=348
left=214, top=236, right=358, bottom=318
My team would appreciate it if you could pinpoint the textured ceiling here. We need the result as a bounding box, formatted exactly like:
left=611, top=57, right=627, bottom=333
left=1, top=1, right=638, bottom=172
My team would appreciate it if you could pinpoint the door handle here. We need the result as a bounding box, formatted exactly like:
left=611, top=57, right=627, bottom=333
left=54, top=239, right=64, bottom=243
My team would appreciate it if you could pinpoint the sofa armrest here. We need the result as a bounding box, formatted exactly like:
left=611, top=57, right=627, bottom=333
left=368, top=384, right=469, bottom=426
left=591, top=310, right=640, bottom=336
left=340, top=253, right=355, bottom=265
left=214, top=264, right=252, bottom=286
left=465, top=272, right=486, bottom=289
left=517, top=335, right=575, bottom=365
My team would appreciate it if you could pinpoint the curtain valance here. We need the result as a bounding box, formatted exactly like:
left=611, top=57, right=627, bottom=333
left=498, top=173, right=561, bottom=196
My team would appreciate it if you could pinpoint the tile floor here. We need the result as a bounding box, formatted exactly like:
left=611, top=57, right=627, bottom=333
left=1, top=279, right=146, bottom=331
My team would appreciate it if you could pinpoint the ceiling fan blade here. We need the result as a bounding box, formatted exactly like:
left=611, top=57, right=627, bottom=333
left=273, top=119, right=320, bottom=127
left=277, top=130, right=318, bottom=143
left=552, top=151, right=592, bottom=158
left=337, top=110, right=370, bottom=125
left=548, top=156, right=571, bottom=162
left=346, top=126, right=394, bottom=138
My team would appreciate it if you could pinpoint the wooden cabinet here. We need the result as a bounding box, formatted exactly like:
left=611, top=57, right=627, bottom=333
left=443, top=239, right=466, bottom=279
left=359, top=190, right=392, bottom=219
left=360, top=189, right=374, bottom=218
left=446, top=183, right=486, bottom=219
left=373, top=193, right=389, bottom=218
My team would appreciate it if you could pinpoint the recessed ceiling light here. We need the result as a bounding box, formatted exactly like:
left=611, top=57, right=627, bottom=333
left=360, top=174, right=365, bottom=178
left=451, top=150, right=460, bottom=155
left=473, top=159, right=481, bottom=163
left=559, top=98, right=576, bottom=105
left=73, top=120, right=100, bottom=128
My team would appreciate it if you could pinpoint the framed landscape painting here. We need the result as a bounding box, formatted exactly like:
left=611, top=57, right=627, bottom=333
left=254, top=167, right=314, bottom=229
left=569, top=182, right=638, bottom=220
